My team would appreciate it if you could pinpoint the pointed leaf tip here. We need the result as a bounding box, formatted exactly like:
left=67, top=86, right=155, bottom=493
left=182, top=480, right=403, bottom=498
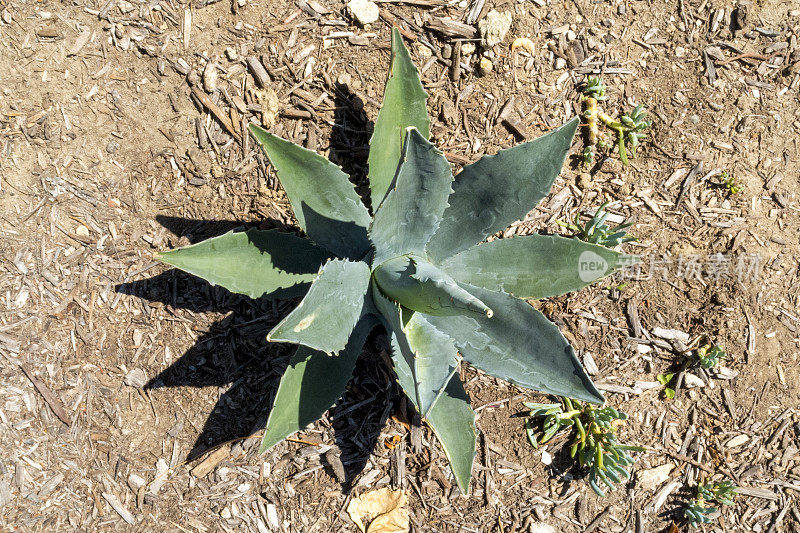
left=370, top=127, right=453, bottom=264
left=259, top=314, right=378, bottom=453
left=367, top=29, right=430, bottom=209
left=427, top=117, right=580, bottom=262
left=156, top=229, right=330, bottom=300
left=248, top=124, right=371, bottom=259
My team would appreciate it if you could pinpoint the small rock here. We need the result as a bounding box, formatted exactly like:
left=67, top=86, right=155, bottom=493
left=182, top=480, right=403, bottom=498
left=637, top=463, right=674, bottom=491
left=124, top=368, right=148, bottom=388
left=203, top=61, right=219, bottom=92
left=256, top=87, right=280, bottom=128
left=106, top=141, right=120, bottom=154
left=220, top=506, right=232, bottom=519
left=683, top=373, right=705, bottom=388
left=1, top=9, right=12, bottom=24
left=347, top=0, right=379, bottom=25
left=554, top=57, right=567, bottom=70
left=478, top=56, right=493, bottom=75
left=726, top=434, right=749, bottom=448
left=416, top=43, right=432, bottom=59
left=529, top=523, right=557, bottom=533
left=541, top=450, right=552, bottom=465
left=636, top=343, right=653, bottom=354
left=225, top=47, right=238, bottom=61
left=711, top=366, right=739, bottom=380
left=461, top=42, right=476, bottom=56
left=478, top=10, right=512, bottom=48
left=75, top=224, right=90, bottom=237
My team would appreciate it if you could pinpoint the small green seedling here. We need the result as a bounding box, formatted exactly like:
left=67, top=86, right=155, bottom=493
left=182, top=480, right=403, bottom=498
left=619, top=104, right=651, bottom=164
left=523, top=400, right=581, bottom=448
left=154, top=29, right=636, bottom=493
left=656, top=372, right=676, bottom=399
left=685, top=480, right=737, bottom=528
left=658, top=343, right=728, bottom=398
left=558, top=202, right=636, bottom=247
left=525, top=398, right=644, bottom=496
left=720, top=171, right=742, bottom=195
left=697, top=344, right=727, bottom=369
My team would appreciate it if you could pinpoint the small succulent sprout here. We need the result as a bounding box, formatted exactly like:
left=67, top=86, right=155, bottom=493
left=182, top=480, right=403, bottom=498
left=582, top=76, right=607, bottom=101
left=154, top=28, right=636, bottom=493
left=620, top=104, right=651, bottom=162
left=721, top=171, right=743, bottom=195
left=685, top=479, right=737, bottom=528
left=569, top=403, right=644, bottom=496
left=559, top=202, right=636, bottom=247
left=696, top=344, right=727, bottom=369
left=685, top=499, right=716, bottom=528
left=523, top=400, right=580, bottom=448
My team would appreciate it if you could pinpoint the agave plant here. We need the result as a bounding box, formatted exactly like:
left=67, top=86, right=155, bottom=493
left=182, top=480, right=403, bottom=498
left=155, top=29, right=634, bottom=492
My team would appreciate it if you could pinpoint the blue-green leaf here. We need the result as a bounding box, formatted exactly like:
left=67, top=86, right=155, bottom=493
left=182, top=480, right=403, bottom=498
left=426, top=117, right=580, bottom=262
left=370, top=128, right=453, bottom=264
left=248, top=124, right=371, bottom=259
left=156, top=229, right=329, bottom=299
left=424, top=375, right=476, bottom=494
left=372, top=281, right=459, bottom=418
left=373, top=255, right=492, bottom=318
left=441, top=234, right=636, bottom=300
left=259, top=314, right=378, bottom=453
left=425, top=283, right=604, bottom=404
left=368, top=28, right=431, bottom=210
left=268, top=259, right=371, bottom=354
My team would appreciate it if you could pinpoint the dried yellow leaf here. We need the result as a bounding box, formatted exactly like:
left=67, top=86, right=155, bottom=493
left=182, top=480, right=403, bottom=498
left=347, top=488, right=409, bottom=533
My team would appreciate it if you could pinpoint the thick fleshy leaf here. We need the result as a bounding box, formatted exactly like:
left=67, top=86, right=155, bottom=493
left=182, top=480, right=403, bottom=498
left=268, top=259, right=371, bottom=354
left=370, top=128, right=452, bottom=264
left=424, top=375, right=476, bottom=494
left=248, top=124, right=371, bottom=259
left=425, top=283, right=604, bottom=404
left=367, top=28, right=430, bottom=210
left=156, top=229, right=329, bottom=299
left=426, top=117, right=580, bottom=263
left=372, top=282, right=459, bottom=418
left=441, top=234, right=637, bottom=300
left=260, top=314, right=378, bottom=453
left=373, top=255, right=492, bottom=318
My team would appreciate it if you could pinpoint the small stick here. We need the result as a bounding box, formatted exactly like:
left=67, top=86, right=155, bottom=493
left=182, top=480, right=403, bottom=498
left=190, top=86, right=240, bottom=141
left=716, top=51, right=782, bottom=66
left=19, top=364, right=71, bottom=426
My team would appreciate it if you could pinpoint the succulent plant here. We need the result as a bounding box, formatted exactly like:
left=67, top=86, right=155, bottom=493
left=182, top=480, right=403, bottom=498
left=155, top=29, right=634, bottom=492
left=524, top=398, right=643, bottom=496
left=685, top=479, right=737, bottom=528
left=558, top=202, right=636, bottom=247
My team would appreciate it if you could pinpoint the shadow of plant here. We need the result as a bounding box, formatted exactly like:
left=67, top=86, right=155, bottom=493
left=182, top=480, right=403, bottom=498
left=118, top=84, right=398, bottom=487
